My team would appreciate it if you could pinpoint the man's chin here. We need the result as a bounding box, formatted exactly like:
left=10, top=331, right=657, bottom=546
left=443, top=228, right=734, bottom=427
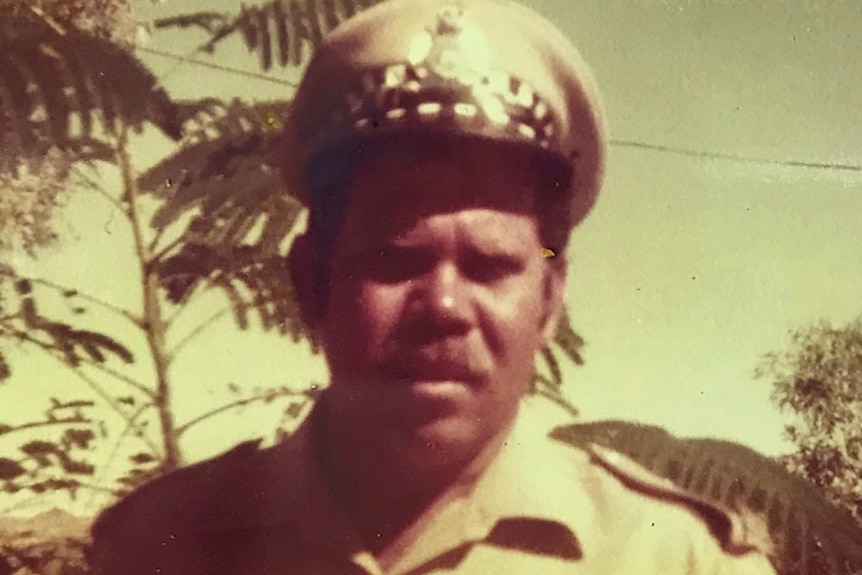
left=391, top=414, right=488, bottom=470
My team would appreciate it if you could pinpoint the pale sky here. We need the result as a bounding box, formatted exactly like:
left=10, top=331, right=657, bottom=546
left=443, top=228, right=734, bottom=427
left=2, top=0, right=861, bottom=515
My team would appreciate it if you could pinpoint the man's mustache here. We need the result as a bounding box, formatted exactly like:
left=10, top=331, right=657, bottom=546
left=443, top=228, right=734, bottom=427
left=377, top=337, right=487, bottom=381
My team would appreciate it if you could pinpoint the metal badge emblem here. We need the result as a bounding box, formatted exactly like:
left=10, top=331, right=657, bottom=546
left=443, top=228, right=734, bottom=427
left=407, top=3, right=491, bottom=84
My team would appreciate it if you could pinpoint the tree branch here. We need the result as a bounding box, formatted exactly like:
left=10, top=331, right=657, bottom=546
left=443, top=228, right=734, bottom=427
left=150, top=233, right=186, bottom=265
left=0, top=418, right=95, bottom=443
left=83, top=402, right=158, bottom=513
left=75, top=357, right=155, bottom=400
left=175, top=388, right=312, bottom=438
left=2, top=326, right=154, bottom=399
left=25, top=276, right=142, bottom=326
left=70, top=167, right=129, bottom=218
left=164, top=280, right=216, bottom=327
left=167, top=307, right=230, bottom=364
left=5, top=329, right=160, bottom=454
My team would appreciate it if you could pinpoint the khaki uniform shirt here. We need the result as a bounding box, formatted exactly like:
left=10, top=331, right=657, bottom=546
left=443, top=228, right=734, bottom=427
left=90, top=401, right=776, bottom=575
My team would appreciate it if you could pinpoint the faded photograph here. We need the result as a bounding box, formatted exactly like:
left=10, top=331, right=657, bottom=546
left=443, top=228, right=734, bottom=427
left=0, top=1, right=860, bottom=574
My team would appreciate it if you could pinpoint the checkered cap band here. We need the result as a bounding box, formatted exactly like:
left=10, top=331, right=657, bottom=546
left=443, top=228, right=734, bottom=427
left=302, top=63, right=562, bottom=161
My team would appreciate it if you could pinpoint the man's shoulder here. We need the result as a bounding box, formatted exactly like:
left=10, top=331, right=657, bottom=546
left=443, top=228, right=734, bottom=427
left=90, top=440, right=270, bottom=554
left=88, top=440, right=287, bottom=574
left=548, top=434, right=775, bottom=572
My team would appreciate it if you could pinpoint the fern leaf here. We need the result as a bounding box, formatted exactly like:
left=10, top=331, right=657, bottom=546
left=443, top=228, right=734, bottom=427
left=540, top=347, right=563, bottom=388
left=141, top=99, right=301, bottom=258
left=20, top=44, right=71, bottom=141
left=0, top=350, right=9, bottom=381
left=0, top=458, right=25, bottom=481
left=75, top=330, right=134, bottom=364
left=59, top=137, right=114, bottom=164
left=257, top=198, right=302, bottom=253
left=273, top=0, right=290, bottom=67
left=554, top=305, right=585, bottom=366
left=257, top=8, right=274, bottom=71
left=288, top=1, right=305, bottom=66
left=339, top=0, right=358, bottom=19
left=196, top=0, right=388, bottom=70
left=157, top=244, right=308, bottom=342
left=12, top=283, right=134, bottom=366
left=44, top=323, right=81, bottom=366
left=0, top=54, right=38, bottom=149
left=219, top=275, right=251, bottom=330
left=322, top=0, right=340, bottom=31
left=304, top=0, right=325, bottom=47
left=238, top=8, right=260, bottom=52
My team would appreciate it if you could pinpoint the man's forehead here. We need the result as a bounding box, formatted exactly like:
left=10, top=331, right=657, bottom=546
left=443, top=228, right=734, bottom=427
left=343, top=204, right=541, bottom=249
left=345, top=137, right=542, bottom=215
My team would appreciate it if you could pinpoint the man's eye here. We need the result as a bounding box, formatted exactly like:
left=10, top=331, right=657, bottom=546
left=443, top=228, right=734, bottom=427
left=463, top=254, right=524, bottom=284
left=359, top=247, right=431, bottom=282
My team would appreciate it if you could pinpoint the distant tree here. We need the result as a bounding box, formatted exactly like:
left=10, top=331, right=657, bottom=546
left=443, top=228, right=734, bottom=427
left=756, top=318, right=862, bottom=524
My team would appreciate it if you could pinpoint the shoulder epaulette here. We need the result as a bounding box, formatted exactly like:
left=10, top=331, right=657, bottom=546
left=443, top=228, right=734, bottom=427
left=587, top=443, right=773, bottom=557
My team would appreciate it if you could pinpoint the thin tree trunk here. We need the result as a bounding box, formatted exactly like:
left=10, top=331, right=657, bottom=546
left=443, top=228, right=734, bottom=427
left=116, top=128, right=182, bottom=471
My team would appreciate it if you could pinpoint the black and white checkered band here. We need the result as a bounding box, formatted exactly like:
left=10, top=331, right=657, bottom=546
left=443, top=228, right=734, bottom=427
left=301, top=62, right=561, bottom=157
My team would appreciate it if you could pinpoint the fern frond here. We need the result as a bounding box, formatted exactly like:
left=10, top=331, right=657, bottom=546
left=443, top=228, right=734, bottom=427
left=539, top=347, right=563, bottom=388
left=199, top=0, right=388, bottom=69
left=0, top=349, right=10, bottom=381
left=141, top=99, right=300, bottom=255
left=0, top=14, right=181, bottom=157
left=553, top=421, right=862, bottom=575
left=6, top=280, right=135, bottom=367
left=554, top=305, right=585, bottom=366
left=157, top=244, right=308, bottom=342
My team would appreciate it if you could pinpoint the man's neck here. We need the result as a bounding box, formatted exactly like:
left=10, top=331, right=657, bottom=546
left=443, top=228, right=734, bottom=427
left=315, top=400, right=516, bottom=565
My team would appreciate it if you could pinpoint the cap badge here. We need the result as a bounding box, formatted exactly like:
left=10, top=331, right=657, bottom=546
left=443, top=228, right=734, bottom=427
left=407, top=4, right=491, bottom=84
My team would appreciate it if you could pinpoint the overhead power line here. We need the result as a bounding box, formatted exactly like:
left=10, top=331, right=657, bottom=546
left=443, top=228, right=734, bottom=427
left=611, top=140, right=862, bottom=173
left=139, top=47, right=299, bottom=88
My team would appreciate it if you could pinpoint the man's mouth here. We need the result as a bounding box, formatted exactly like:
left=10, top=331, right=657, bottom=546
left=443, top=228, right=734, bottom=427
left=378, top=339, right=484, bottom=384
left=377, top=354, right=484, bottom=386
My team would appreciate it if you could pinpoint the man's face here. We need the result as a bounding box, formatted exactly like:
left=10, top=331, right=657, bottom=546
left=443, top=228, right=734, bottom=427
left=316, top=140, right=565, bottom=468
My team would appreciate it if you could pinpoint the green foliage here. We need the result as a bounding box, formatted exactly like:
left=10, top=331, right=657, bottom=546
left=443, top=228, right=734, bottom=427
left=0, top=399, right=101, bottom=500
left=757, top=318, right=862, bottom=525
left=159, top=244, right=308, bottom=341
left=0, top=0, right=177, bottom=254
left=0, top=275, right=134, bottom=369
left=156, top=0, right=388, bottom=69
left=7, top=0, right=138, bottom=46
left=0, top=2, right=181, bottom=159
left=143, top=99, right=297, bottom=254
left=139, top=98, right=309, bottom=339
left=554, top=420, right=862, bottom=575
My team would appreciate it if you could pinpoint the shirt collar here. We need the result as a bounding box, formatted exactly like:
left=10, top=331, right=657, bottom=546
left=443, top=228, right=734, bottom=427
left=464, top=397, right=587, bottom=547
left=204, top=396, right=590, bottom=563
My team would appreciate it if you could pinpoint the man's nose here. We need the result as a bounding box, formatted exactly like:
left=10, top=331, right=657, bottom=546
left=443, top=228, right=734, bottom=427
left=411, top=262, right=472, bottom=333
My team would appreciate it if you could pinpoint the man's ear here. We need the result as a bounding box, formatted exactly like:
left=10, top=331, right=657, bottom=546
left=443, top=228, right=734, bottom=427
left=287, top=233, right=326, bottom=331
left=539, top=257, right=568, bottom=347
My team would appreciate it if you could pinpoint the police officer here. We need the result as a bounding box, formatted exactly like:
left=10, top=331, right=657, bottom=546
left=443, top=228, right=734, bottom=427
left=89, top=1, right=777, bottom=573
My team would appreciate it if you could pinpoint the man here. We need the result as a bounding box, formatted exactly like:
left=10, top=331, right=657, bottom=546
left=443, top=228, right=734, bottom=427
left=89, top=0, right=777, bottom=573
